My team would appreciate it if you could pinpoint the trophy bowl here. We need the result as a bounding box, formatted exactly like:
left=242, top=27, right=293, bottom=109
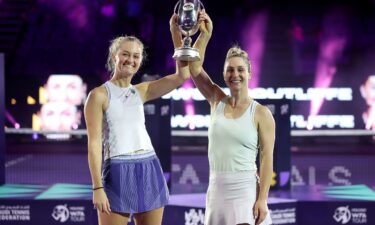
left=173, top=0, right=204, bottom=62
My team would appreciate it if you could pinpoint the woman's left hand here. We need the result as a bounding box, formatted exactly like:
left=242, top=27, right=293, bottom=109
left=198, top=9, right=213, bottom=37
left=253, top=199, right=269, bottom=225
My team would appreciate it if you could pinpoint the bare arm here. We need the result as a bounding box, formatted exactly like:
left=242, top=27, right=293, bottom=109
left=84, top=87, right=110, bottom=214
left=254, top=104, right=275, bottom=225
left=170, top=13, right=183, bottom=50
left=136, top=66, right=189, bottom=103
left=170, top=11, right=225, bottom=105
left=190, top=10, right=212, bottom=77
left=193, top=69, right=226, bottom=106
left=135, top=14, right=190, bottom=103
left=191, top=11, right=226, bottom=105
left=258, top=105, right=275, bottom=200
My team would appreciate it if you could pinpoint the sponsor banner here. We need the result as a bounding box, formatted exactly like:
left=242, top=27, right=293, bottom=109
left=51, top=204, right=85, bottom=223
left=164, top=206, right=205, bottom=225
left=161, top=202, right=297, bottom=225
left=270, top=206, right=297, bottom=225
left=0, top=200, right=97, bottom=225
left=0, top=204, right=30, bottom=222
left=298, top=202, right=374, bottom=225
left=333, top=206, right=367, bottom=224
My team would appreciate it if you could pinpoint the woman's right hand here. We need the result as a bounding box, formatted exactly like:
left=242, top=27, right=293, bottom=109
left=170, top=13, right=183, bottom=48
left=93, top=189, right=111, bottom=214
left=169, top=14, right=180, bottom=34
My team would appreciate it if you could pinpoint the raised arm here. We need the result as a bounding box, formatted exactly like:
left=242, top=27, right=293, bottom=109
left=190, top=9, right=212, bottom=77
left=135, top=14, right=190, bottom=103
left=170, top=11, right=225, bottom=105
left=192, top=68, right=226, bottom=105
left=84, top=87, right=111, bottom=214
left=190, top=10, right=226, bottom=105
left=254, top=105, right=275, bottom=225
left=136, top=63, right=189, bottom=102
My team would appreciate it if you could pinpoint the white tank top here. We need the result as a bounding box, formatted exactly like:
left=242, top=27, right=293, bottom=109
left=102, top=81, right=155, bottom=160
left=208, top=98, right=259, bottom=171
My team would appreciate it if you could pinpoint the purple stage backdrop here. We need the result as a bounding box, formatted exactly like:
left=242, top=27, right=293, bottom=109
left=3, top=0, right=375, bottom=137
left=0, top=53, right=5, bottom=185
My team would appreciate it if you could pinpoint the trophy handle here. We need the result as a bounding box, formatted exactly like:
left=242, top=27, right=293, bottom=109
left=199, top=0, right=205, bottom=11
left=173, top=1, right=180, bottom=15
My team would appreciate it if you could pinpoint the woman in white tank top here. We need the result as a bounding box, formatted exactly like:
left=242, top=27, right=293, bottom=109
left=171, top=11, right=275, bottom=225
left=84, top=33, right=189, bottom=225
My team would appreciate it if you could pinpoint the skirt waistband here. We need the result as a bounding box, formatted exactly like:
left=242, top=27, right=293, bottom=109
left=209, top=170, right=259, bottom=182
left=106, top=151, right=156, bottom=163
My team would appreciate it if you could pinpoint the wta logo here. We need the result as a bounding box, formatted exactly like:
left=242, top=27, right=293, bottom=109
left=52, top=204, right=69, bottom=223
left=333, top=206, right=351, bottom=224
left=183, top=2, right=194, bottom=11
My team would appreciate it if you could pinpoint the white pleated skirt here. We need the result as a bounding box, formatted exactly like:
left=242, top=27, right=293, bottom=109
left=205, top=171, right=272, bottom=225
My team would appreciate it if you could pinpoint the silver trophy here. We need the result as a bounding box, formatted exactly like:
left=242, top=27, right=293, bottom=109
left=173, top=0, right=204, bottom=61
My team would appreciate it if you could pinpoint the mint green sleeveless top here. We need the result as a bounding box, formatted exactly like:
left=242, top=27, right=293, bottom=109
left=208, top=97, right=259, bottom=171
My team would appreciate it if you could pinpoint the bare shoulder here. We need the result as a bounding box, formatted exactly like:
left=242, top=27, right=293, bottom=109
left=255, top=102, right=275, bottom=125
left=256, top=103, right=273, bottom=116
left=86, top=85, right=108, bottom=106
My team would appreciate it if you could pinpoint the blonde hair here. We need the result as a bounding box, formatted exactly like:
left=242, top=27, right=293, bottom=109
left=225, top=45, right=251, bottom=73
left=106, top=35, right=146, bottom=75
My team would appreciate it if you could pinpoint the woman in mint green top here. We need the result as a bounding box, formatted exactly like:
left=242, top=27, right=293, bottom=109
left=171, top=10, right=275, bottom=225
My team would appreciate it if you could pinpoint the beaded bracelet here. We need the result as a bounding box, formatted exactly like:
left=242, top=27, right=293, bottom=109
left=92, top=187, right=104, bottom=191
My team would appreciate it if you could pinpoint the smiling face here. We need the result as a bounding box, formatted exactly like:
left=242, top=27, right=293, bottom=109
left=223, top=56, right=250, bottom=91
left=112, top=40, right=143, bottom=78
left=106, top=36, right=145, bottom=78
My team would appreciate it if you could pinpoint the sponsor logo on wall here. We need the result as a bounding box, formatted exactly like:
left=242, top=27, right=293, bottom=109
left=333, top=206, right=367, bottom=224
left=0, top=205, right=30, bottom=222
left=185, top=208, right=204, bottom=225
left=51, top=204, right=85, bottom=223
left=270, top=208, right=296, bottom=225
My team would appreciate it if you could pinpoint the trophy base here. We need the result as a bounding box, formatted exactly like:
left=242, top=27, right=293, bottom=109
left=173, top=47, right=200, bottom=62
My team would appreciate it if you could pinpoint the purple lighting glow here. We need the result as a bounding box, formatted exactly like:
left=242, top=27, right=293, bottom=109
left=38, top=0, right=90, bottom=31
left=101, top=3, right=115, bottom=18
left=241, top=11, right=268, bottom=89
left=5, top=110, right=18, bottom=128
left=32, top=133, right=39, bottom=140
left=308, top=10, right=348, bottom=129
left=183, top=80, right=196, bottom=130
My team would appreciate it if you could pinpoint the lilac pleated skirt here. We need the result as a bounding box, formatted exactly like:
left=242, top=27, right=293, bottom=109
left=102, top=153, right=169, bottom=214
